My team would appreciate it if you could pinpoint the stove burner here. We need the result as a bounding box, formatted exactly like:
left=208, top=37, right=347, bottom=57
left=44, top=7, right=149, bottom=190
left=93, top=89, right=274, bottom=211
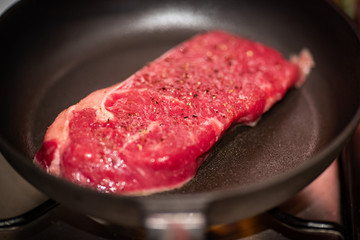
left=0, top=200, right=58, bottom=229
left=267, top=208, right=345, bottom=240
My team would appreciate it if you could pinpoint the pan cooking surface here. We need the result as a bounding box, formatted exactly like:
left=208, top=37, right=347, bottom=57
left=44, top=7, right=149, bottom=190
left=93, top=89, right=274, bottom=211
left=33, top=39, right=324, bottom=194
left=27, top=21, right=332, bottom=194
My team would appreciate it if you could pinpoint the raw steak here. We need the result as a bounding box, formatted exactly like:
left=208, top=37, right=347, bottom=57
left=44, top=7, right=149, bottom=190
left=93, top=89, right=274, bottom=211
left=34, top=31, right=314, bottom=195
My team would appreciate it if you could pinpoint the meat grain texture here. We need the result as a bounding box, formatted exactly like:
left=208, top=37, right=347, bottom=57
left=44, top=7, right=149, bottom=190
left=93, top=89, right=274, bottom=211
left=34, top=31, right=314, bottom=195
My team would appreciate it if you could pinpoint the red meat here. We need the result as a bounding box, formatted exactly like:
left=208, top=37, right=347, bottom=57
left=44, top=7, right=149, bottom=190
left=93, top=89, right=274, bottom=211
left=34, top=31, right=314, bottom=195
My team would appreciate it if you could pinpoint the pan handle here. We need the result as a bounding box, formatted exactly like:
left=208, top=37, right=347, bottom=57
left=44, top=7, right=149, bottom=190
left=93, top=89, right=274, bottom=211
left=144, top=212, right=206, bottom=240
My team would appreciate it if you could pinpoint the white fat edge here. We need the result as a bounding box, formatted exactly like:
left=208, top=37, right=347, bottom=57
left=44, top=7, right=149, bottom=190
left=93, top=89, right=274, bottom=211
left=47, top=105, right=75, bottom=175
left=241, top=116, right=262, bottom=127
left=264, top=97, right=274, bottom=113
left=55, top=106, right=76, bottom=174
left=290, top=48, right=315, bottom=88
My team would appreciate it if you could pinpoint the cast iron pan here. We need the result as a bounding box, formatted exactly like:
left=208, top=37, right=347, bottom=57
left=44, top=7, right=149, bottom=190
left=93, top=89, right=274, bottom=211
left=0, top=0, right=360, bottom=234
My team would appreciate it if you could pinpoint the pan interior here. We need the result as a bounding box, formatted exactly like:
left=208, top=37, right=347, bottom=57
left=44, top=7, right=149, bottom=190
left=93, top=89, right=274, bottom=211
left=1, top=0, right=358, bottom=197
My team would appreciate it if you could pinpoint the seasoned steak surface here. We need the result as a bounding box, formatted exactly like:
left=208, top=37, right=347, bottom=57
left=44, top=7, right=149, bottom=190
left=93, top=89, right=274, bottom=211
left=34, top=31, right=313, bottom=195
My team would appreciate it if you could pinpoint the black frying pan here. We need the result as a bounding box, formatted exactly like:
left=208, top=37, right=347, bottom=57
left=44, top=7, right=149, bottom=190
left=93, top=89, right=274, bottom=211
left=0, top=0, right=360, bottom=238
